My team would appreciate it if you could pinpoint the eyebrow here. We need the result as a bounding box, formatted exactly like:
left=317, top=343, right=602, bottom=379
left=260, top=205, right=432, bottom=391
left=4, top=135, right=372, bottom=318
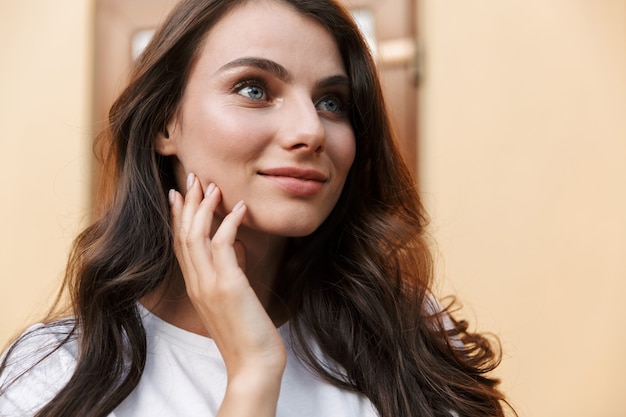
left=217, top=56, right=351, bottom=89
left=316, top=75, right=351, bottom=90
left=218, top=57, right=293, bottom=83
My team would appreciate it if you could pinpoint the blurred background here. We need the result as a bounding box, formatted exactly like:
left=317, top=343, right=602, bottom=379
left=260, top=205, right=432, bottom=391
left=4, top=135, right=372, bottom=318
left=1, top=1, right=625, bottom=416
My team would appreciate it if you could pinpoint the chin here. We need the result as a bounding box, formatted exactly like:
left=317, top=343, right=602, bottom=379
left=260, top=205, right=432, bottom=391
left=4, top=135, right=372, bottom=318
left=262, top=221, right=323, bottom=238
left=246, top=211, right=327, bottom=238
left=284, top=225, right=322, bottom=238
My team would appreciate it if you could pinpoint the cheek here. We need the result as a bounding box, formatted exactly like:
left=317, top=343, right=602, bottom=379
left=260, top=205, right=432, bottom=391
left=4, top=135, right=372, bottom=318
left=331, top=128, right=356, bottom=175
left=179, top=105, right=268, bottom=164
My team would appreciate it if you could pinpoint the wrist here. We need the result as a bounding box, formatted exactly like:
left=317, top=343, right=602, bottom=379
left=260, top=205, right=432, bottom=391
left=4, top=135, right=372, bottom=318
left=218, top=367, right=284, bottom=417
left=227, top=363, right=285, bottom=395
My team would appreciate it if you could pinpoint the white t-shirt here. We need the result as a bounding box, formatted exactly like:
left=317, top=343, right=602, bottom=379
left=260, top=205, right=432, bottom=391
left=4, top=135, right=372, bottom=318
left=0, top=307, right=378, bottom=417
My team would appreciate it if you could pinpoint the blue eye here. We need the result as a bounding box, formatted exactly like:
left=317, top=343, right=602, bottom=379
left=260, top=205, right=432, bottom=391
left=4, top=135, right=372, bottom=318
left=238, top=84, right=266, bottom=100
left=317, top=96, right=342, bottom=113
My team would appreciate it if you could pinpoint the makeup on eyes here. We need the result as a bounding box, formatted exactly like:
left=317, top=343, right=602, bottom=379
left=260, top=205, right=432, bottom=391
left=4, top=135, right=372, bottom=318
left=217, top=56, right=352, bottom=118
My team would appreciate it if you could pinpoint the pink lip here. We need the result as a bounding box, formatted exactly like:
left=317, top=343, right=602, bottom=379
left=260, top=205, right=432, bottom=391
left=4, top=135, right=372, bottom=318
left=259, top=167, right=328, bottom=181
left=258, top=167, right=327, bottom=196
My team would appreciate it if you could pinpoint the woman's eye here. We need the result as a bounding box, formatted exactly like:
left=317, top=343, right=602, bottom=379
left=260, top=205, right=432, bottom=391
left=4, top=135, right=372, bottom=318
left=235, top=81, right=267, bottom=100
left=316, top=96, right=343, bottom=113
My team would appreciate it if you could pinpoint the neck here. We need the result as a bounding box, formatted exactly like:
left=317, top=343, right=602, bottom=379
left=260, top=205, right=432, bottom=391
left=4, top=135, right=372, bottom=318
left=142, top=226, right=288, bottom=337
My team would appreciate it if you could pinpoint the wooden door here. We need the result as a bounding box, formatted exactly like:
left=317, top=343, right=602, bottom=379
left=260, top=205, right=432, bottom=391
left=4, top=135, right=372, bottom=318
left=346, top=0, right=419, bottom=174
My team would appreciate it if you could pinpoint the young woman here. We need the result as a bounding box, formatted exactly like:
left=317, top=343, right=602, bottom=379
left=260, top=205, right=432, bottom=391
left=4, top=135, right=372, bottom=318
left=0, top=0, right=512, bottom=416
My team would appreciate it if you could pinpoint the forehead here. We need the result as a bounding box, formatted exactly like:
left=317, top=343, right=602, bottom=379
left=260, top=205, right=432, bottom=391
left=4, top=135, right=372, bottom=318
left=192, top=0, right=346, bottom=77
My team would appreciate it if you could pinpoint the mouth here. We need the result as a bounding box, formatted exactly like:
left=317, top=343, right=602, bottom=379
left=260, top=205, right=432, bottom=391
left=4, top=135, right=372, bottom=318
left=257, top=167, right=328, bottom=182
left=258, top=167, right=328, bottom=196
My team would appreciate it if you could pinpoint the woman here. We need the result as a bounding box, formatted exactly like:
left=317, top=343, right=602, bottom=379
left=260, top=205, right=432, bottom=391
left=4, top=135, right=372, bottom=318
left=0, top=0, right=512, bottom=416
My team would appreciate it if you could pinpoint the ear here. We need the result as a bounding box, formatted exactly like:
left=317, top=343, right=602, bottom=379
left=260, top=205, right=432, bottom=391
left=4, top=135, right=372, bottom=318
left=155, top=123, right=178, bottom=156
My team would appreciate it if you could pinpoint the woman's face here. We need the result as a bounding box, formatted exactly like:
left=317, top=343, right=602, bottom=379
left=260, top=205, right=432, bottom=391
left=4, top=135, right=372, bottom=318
left=158, top=0, right=355, bottom=237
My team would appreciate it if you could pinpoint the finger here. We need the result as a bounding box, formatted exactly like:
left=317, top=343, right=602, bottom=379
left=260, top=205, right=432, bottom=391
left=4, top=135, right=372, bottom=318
left=169, top=188, right=199, bottom=286
left=168, top=188, right=185, bottom=255
left=210, top=201, right=248, bottom=278
left=185, top=184, right=223, bottom=275
left=170, top=173, right=204, bottom=287
left=179, top=173, right=204, bottom=238
left=191, top=182, right=221, bottom=244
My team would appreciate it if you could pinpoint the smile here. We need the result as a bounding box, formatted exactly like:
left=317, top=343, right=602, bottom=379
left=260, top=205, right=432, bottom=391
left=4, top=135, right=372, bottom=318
left=258, top=167, right=327, bottom=196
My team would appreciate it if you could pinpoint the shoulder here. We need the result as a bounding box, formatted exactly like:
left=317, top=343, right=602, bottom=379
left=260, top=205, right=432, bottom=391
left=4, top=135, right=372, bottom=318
left=0, top=320, right=78, bottom=416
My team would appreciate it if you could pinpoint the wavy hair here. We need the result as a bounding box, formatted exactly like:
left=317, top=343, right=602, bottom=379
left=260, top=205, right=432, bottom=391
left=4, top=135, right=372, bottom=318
left=1, top=0, right=513, bottom=416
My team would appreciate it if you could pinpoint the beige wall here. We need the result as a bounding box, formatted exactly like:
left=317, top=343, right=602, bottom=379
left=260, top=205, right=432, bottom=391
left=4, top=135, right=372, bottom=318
left=0, top=1, right=92, bottom=344
left=2, top=1, right=625, bottom=416
left=418, top=1, right=626, bottom=417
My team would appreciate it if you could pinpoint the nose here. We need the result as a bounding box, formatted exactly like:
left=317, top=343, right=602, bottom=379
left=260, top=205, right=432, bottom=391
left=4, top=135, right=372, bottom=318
left=278, top=95, right=325, bottom=154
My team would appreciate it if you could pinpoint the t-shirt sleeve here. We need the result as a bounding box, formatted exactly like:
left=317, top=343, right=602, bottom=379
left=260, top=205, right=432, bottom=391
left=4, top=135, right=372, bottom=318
left=424, top=293, right=465, bottom=349
left=0, top=323, right=77, bottom=416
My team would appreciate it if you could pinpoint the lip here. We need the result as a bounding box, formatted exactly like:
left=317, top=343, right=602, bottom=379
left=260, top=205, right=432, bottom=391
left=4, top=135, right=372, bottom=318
left=258, top=167, right=328, bottom=196
left=258, top=167, right=328, bottom=181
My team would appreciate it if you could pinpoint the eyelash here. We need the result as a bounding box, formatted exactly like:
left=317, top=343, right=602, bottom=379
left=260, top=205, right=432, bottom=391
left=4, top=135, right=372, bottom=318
left=233, top=78, right=270, bottom=101
left=316, top=95, right=346, bottom=115
left=232, top=77, right=350, bottom=116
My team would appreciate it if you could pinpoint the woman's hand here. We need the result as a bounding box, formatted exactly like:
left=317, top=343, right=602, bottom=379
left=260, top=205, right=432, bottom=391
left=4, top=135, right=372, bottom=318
left=169, top=173, right=286, bottom=416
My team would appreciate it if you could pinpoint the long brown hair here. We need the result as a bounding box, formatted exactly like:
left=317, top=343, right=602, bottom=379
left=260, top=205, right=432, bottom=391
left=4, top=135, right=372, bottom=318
left=1, top=0, right=513, bottom=416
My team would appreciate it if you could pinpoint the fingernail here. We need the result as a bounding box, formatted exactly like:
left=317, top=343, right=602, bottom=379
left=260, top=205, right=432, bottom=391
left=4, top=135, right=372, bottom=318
left=186, top=173, right=195, bottom=190
left=205, top=183, right=216, bottom=196
left=168, top=189, right=176, bottom=205
left=232, top=200, right=245, bottom=212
